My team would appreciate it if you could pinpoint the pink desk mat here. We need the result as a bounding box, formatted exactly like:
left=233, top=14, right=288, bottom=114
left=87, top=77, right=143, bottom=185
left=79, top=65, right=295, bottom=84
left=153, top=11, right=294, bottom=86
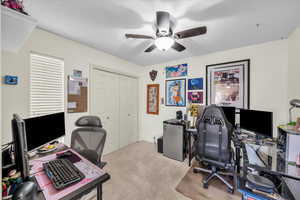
left=29, top=149, right=106, bottom=200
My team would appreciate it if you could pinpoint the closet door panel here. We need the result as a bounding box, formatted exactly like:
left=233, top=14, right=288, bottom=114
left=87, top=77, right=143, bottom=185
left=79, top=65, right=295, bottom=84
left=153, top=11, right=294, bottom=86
left=119, top=76, right=138, bottom=148
left=91, top=70, right=119, bottom=155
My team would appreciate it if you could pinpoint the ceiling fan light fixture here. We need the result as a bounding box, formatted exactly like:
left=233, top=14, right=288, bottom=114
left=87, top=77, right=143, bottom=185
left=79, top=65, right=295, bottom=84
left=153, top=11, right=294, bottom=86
left=155, top=37, right=174, bottom=51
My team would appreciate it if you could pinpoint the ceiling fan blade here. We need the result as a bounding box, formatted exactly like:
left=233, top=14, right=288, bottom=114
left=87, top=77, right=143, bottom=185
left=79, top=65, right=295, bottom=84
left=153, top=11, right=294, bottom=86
left=156, top=11, right=170, bottom=35
left=125, top=34, right=154, bottom=39
left=175, top=26, right=207, bottom=39
left=172, top=42, right=186, bottom=52
left=144, top=44, right=156, bottom=52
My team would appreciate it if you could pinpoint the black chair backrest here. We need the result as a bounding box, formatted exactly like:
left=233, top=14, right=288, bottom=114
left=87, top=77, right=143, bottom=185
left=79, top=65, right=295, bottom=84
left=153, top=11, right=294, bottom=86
left=71, top=116, right=106, bottom=166
left=196, top=105, right=233, bottom=163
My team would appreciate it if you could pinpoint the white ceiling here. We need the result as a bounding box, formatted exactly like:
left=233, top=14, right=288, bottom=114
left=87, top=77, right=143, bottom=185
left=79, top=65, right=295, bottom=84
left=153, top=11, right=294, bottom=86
left=24, top=0, right=300, bottom=66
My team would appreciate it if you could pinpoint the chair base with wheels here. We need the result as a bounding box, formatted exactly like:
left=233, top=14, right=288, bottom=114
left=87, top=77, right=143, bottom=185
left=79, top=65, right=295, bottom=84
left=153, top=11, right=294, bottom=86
left=193, top=165, right=234, bottom=193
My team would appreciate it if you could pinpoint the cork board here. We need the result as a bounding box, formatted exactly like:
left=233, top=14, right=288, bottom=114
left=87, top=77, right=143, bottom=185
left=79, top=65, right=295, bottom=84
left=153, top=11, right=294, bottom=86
left=67, top=76, right=88, bottom=113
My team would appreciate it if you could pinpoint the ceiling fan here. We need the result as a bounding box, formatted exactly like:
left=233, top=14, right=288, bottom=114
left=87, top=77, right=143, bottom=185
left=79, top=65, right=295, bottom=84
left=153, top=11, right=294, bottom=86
left=125, top=11, right=207, bottom=52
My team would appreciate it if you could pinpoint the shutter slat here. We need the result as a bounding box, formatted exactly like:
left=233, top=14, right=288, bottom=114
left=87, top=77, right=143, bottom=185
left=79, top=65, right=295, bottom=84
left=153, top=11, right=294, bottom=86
left=30, top=54, right=64, bottom=117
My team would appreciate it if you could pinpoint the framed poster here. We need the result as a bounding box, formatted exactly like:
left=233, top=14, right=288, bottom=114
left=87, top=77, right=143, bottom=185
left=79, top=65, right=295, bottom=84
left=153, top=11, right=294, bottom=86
left=166, top=63, right=188, bottom=78
left=147, top=84, right=159, bottom=115
left=165, top=79, right=186, bottom=107
left=188, top=78, right=203, bottom=90
left=206, top=59, right=250, bottom=109
left=188, top=91, right=203, bottom=104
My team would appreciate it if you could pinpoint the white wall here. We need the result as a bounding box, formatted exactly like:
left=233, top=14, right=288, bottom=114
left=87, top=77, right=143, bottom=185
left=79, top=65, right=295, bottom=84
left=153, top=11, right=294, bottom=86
left=1, top=28, right=142, bottom=144
left=139, top=40, right=289, bottom=142
left=288, top=26, right=300, bottom=121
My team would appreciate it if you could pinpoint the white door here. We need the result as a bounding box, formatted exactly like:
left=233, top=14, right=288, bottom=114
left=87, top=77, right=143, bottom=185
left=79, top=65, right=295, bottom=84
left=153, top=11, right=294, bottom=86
left=91, top=69, right=119, bottom=154
left=119, top=76, right=138, bottom=148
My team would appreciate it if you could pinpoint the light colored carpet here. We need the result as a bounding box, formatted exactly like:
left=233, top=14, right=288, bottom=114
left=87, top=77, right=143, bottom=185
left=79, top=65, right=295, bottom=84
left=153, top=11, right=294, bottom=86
left=88, top=141, right=239, bottom=200
left=101, top=141, right=190, bottom=200
left=175, top=161, right=241, bottom=200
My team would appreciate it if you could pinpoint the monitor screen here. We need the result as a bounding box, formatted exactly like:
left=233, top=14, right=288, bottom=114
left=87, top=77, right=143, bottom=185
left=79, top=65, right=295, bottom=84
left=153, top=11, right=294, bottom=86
left=24, top=112, right=65, bottom=151
left=221, top=106, right=236, bottom=126
left=240, top=109, right=273, bottom=138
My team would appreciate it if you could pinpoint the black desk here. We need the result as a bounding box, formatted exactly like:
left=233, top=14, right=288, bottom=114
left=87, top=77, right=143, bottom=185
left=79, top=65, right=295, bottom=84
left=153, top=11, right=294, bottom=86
left=185, top=128, right=197, bottom=166
left=30, top=145, right=110, bottom=200
left=235, top=137, right=300, bottom=199
left=241, top=141, right=300, bottom=181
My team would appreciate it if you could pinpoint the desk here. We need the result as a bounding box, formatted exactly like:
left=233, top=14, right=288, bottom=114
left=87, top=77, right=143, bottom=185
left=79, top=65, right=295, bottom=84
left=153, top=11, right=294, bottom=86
left=241, top=141, right=300, bottom=181
left=30, top=145, right=110, bottom=200
left=185, top=128, right=197, bottom=166
left=235, top=137, right=300, bottom=199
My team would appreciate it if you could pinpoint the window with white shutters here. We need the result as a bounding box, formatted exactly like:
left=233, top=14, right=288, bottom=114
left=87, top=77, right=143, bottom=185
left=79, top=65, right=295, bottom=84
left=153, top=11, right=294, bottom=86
left=30, top=53, right=64, bottom=117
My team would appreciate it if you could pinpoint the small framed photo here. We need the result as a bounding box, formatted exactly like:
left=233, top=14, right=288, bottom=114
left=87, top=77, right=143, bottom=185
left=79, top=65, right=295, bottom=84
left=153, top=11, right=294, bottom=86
left=188, top=78, right=203, bottom=90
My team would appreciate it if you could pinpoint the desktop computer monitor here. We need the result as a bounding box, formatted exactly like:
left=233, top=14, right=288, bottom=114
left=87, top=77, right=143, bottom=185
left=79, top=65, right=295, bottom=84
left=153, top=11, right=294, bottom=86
left=221, top=106, right=236, bottom=126
left=24, top=112, right=65, bottom=151
left=240, top=109, right=273, bottom=138
left=11, top=114, right=30, bottom=179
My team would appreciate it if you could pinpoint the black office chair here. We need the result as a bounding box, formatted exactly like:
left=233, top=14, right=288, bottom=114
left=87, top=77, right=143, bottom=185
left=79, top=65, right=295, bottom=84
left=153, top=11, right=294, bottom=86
left=193, top=105, right=235, bottom=193
left=71, top=116, right=107, bottom=168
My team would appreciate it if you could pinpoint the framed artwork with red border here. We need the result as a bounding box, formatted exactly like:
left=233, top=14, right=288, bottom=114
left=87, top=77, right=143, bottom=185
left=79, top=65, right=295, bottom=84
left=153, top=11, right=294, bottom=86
left=147, top=84, right=159, bottom=115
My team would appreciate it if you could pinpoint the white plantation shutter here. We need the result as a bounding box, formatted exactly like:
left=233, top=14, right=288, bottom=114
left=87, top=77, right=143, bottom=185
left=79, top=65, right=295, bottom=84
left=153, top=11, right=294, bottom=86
left=30, top=53, right=64, bottom=117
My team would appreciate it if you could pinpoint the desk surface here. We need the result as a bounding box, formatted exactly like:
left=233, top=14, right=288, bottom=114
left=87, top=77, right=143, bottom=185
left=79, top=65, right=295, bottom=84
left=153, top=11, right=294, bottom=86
left=242, top=141, right=300, bottom=181
left=30, top=145, right=110, bottom=200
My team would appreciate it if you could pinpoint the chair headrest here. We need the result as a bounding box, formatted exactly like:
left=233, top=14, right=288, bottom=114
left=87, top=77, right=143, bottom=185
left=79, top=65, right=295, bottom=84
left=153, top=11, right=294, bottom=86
left=75, top=116, right=102, bottom=128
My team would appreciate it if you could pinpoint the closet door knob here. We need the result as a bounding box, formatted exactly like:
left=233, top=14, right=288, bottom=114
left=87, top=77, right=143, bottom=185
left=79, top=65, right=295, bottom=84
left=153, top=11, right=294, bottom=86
left=106, top=116, right=110, bottom=119
left=128, top=114, right=131, bottom=116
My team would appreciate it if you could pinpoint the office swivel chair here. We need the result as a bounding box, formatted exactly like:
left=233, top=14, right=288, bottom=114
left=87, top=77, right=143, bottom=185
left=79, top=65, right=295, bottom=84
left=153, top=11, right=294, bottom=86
left=71, top=116, right=107, bottom=168
left=193, top=105, right=235, bottom=193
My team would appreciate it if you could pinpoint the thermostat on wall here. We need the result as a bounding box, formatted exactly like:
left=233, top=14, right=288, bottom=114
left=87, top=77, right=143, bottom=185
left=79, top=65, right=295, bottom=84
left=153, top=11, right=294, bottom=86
left=4, top=75, right=18, bottom=85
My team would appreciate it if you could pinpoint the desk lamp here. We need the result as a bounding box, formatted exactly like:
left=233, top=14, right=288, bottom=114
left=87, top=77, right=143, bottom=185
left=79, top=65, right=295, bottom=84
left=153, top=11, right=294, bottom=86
left=289, top=99, right=300, bottom=123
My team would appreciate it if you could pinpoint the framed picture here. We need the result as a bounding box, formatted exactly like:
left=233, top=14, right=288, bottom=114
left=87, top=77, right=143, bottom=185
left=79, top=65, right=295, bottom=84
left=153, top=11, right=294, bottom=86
left=206, top=59, right=250, bottom=109
left=188, top=91, right=203, bottom=104
left=166, top=63, right=188, bottom=78
left=165, top=79, right=186, bottom=107
left=147, top=84, right=159, bottom=115
left=188, top=78, right=203, bottom=90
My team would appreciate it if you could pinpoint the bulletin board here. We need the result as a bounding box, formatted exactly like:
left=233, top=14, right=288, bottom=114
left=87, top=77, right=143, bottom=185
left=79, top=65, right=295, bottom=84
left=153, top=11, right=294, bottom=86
left=67, top=76, right=88, bottom=113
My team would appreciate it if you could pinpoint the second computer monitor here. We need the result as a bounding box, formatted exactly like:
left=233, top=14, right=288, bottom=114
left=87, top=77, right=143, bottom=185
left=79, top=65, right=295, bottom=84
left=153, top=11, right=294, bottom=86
left=221, top=106, right=236, bottom=126
left=240, top=109, right=273, bottom=138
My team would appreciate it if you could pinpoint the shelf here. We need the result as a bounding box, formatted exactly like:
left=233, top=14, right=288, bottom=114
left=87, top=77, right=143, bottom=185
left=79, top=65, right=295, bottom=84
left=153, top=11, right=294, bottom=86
left=1, top=5, right=38, bottom=52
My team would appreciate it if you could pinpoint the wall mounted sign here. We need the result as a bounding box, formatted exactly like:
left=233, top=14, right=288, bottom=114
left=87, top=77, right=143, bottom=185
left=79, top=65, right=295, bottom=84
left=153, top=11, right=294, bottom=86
left=165, top=79, right=186, bottom=107
left=149, top=70, right=158, bottom=81
left=206, top=59, right=250, bottom=109
left=4, top=75, right=18, bottom=85
left=166, top=63, right=188, bottom=78
left=147, top=84, right=159, bottom=115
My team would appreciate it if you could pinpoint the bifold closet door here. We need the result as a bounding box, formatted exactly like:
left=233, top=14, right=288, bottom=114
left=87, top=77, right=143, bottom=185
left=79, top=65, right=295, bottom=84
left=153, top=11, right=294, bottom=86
left=119, top=76, right=138, bottom=148
left=91, top=70, right=119, bottom=155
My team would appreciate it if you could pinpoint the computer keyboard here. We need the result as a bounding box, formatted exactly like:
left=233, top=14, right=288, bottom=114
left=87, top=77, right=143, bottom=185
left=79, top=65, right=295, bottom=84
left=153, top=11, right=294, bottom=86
left=43, top=159, right=85, bottom=190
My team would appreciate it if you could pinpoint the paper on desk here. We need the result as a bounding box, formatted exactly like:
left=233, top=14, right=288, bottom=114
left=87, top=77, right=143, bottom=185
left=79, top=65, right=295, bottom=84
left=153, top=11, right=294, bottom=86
left=29, top=149, right=106, bottom=200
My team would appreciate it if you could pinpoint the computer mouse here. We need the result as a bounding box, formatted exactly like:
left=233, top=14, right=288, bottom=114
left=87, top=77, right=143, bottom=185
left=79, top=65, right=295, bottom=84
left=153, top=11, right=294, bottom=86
left=56, top=151, right=72, bottom=159
left=12, top=181, right=37, bottom=200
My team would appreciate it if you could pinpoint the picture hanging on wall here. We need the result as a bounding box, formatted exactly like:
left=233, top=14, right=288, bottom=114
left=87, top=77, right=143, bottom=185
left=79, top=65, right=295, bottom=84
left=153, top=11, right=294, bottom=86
left=188, top=91, right=203, bottom=104
left=166, top=63, right=188, bottom=78
left=147, top=84, right=159, bottom=115
left=206, top=59, right=250, bottom=109
left=188, top=78, right=203, bottom=90
left=165, top=79, right=186, bottom=107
